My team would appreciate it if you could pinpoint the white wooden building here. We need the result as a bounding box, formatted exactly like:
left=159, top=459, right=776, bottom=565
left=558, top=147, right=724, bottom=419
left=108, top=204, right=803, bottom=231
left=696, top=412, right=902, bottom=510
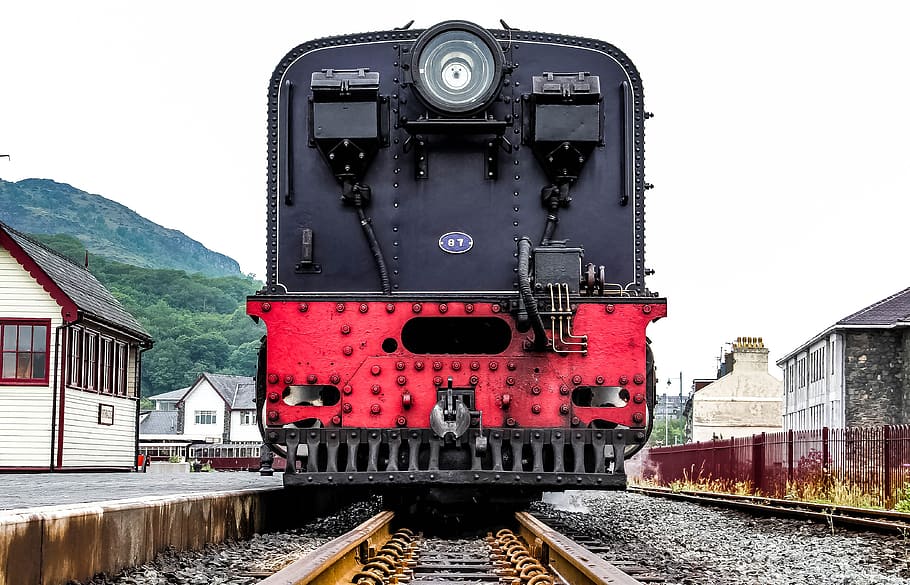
left=177, top=373, right=259, bottom=443
left=140, top=373, right=259, bottom=454
left=0, top=222, right=151, bottom=470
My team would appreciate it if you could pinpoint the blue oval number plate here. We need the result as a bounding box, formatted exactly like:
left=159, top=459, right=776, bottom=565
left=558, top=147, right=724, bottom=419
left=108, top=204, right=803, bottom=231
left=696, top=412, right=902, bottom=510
left=438, top=231, right=473, bottom=254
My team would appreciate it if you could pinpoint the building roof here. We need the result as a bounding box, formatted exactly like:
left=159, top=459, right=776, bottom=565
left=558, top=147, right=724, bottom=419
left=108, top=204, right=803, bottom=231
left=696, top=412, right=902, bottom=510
left=148, top=387, right=189, bottom=402
left=233, top=382, right=256, bottom=409
left=777, top=286, right=910, bottom=364
left=0, top=221, right=150, bottom=340
left=197, top=373, right=255, bottom=410
left=837, top=286, right=910, bottom=327
left=139, top=410, right=178, bottom=435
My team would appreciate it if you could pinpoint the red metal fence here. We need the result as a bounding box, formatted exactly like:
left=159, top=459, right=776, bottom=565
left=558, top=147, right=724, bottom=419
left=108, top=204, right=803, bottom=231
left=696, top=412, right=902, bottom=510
left=638, top=425, right=910, bottom=509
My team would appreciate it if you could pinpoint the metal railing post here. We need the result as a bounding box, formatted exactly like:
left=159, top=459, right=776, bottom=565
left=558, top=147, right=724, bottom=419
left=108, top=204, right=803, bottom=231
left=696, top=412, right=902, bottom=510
left=787, top=429, right=794, bottom=485
left=753, top=432, right=765, bottom=494
left=884, top=425, right=893, bottom=509
left=822, top=426, right=829, bottom=470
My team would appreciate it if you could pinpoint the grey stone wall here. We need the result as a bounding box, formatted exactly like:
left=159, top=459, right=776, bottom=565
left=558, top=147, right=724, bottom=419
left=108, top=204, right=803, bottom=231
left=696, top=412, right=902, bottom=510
left=903, top=330, right=910, bottom=423
left=844, top=330, right=904, bottom=426
left=176, top=402, right=185, bottom=434
left=222, top=403, right=231, bottom=443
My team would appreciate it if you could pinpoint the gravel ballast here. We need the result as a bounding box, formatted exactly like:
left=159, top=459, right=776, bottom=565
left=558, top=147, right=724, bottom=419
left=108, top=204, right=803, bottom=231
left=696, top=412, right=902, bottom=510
left=536, top=490, right=910, bottom=585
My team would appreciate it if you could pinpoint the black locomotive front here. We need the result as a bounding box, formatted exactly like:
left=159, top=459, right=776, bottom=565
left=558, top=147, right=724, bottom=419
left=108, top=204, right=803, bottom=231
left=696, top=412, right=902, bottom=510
left=249, top=21, right=666, bottom=503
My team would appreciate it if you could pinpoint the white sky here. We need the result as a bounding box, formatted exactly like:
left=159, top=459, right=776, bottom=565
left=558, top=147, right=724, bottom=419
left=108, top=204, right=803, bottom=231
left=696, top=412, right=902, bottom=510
left=2, top=1, right=908, bottom=389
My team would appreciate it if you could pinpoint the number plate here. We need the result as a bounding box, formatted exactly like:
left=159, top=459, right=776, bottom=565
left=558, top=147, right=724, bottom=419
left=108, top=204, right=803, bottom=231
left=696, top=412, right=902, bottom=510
left=438, top=231, right=473, bottom=254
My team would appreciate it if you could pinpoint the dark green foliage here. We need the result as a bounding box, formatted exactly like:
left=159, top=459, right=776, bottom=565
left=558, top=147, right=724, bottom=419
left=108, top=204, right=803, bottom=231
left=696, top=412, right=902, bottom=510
left=649, top=417, right=687, bottom=447
left=32, top=233, right=263, bottom=397
left=0, top=178, right=241, bottom=277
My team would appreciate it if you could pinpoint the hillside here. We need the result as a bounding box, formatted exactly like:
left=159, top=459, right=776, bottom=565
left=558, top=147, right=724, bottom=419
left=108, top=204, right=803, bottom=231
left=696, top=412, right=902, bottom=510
left=33, top=233, right=263, bottom=397
left=0, top=178, right=241, bottom=277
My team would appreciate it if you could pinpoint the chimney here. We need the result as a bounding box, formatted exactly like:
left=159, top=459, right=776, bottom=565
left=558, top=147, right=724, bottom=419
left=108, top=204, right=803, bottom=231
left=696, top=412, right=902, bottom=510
left=729, top=336, right=769, bottom=373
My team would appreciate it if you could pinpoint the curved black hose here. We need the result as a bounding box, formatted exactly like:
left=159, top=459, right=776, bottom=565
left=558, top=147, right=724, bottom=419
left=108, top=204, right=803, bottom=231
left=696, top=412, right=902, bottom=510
left=357, top=207, right=391, bottom=294
left=517, top=237, right=548, bottom=349
left=540, top=210, right=559, bottom=246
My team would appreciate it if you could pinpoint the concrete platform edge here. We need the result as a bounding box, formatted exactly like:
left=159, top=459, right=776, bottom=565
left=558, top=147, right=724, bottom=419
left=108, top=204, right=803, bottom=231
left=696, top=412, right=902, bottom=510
left=0, top=486, right=336, bottom=585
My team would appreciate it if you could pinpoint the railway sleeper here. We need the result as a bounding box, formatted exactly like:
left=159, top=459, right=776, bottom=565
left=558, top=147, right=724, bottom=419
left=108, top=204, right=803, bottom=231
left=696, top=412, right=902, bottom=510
left=352, top=529, right=554, bottom=585
left=276, top=427, right=633, bottom=488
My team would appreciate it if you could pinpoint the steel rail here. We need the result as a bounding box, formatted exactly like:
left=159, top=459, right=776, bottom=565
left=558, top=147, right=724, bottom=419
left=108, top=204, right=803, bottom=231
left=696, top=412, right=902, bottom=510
left=260, top=509, right=652, bottom=585
left=629, top=486, right=910, bottom=533
left=514, top=512, right=646, bottom=585
left=258, top=510, right=394, bottom=585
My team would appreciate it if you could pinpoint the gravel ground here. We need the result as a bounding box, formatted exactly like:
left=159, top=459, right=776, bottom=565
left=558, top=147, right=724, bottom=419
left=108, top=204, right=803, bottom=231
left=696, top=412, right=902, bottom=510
left=536, top=491, right=910, bottom=585
left=69, top=497, right=383, bottom=585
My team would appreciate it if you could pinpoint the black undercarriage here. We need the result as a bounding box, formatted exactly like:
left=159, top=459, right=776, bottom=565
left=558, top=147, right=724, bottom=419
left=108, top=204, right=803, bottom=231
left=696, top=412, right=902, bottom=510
left=276, top=426, right=638, bottom=491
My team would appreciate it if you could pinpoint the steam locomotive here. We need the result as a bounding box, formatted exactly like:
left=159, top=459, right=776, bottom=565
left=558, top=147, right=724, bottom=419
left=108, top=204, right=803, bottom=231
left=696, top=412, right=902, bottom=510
left=248, top=20, right=666, bottom=505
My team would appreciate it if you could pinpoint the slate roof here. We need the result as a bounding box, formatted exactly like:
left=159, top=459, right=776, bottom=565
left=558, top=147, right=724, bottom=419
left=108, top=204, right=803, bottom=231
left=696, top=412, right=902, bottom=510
left=148, top=387, right=189, bottom=402
left=0, top=221, right=150, bottom=339
left=777, top=285, right=910, bottom=364
left=199, top=373, right=255, bottom=410
left=233, top=382, right=256, bottom=410
left=139, top=410, right=178, bottom=435
left=837, top=286, right=910, bottom=327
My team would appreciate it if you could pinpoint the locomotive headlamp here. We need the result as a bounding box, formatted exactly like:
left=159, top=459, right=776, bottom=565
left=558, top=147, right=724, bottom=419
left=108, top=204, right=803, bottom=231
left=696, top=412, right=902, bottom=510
left=411, top=21, right=504, bottom=116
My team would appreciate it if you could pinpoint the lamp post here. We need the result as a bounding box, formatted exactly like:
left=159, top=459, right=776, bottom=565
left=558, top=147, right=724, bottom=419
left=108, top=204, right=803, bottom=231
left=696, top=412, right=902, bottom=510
left=663, top=379, right=670, bottom=445
left=665, top=371, right=683, bottom=445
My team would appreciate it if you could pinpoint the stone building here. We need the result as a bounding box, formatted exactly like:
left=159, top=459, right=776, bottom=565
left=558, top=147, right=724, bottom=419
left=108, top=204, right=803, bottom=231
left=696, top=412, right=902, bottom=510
left=683, top=337, right=783, bottom=442
left=777, top=286, right=910, bottom=430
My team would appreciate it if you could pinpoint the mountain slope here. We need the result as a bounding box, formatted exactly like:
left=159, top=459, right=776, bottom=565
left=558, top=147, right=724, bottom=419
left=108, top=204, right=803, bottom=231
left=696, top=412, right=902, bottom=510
left=32, top=233, right=264, bottom=397
left=0, top=178, right=240, bottom=277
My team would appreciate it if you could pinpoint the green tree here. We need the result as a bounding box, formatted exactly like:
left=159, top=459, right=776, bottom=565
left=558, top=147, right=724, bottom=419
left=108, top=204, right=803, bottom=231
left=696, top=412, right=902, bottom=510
left=648, top=417, right=687, bottom=447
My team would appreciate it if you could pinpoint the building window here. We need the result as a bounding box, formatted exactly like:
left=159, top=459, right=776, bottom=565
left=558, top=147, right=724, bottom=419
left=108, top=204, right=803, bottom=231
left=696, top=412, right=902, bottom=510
left=101, top=338, right=113, bottom=393
left=0, top=320, right=50, bottom=384
left=808, top=347, right=826, bottom=384
left=68, top=328, right=83, bottom=387
left=68, top=328, right=132, bottom=397
left=84, top=332, right=98, bottom=390
left=194, top=410, right=217, bottom=425
left=117, top=343, right=129, bottom=396
left=239, top=411, right=257, bottom=425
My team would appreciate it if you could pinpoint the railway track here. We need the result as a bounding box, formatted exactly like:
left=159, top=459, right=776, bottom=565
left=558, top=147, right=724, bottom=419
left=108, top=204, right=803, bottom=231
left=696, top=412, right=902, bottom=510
left=629, top=485, right=910, bottom=533
left=256, top=509, right=657, bottom=585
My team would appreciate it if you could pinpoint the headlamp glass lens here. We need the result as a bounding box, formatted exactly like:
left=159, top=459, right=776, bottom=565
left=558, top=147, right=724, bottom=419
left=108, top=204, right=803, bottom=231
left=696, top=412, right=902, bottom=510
left=417, top=30, right=496, bottom=113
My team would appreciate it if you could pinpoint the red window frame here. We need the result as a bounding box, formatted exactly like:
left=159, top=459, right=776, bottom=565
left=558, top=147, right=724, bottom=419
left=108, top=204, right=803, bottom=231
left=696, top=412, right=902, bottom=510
left=0, top=319, right=51, bottom=386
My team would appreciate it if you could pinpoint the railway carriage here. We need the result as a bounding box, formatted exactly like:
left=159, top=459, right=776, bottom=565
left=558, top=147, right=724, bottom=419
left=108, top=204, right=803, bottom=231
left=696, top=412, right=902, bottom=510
left=248, top=20, right=666, bottom=504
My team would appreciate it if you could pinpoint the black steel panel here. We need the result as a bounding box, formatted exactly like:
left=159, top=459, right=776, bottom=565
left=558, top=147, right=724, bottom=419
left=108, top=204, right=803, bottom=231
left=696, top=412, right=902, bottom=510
left=312, top=102, right=378, bottom=139
left=265, top=28, right=648, bottom=295
left=534, top=104, right=601, bottom=142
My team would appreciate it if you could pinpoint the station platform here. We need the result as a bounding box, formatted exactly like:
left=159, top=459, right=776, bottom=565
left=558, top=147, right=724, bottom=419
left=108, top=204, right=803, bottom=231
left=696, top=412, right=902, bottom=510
left=0, top=470, right=283, bottom=511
